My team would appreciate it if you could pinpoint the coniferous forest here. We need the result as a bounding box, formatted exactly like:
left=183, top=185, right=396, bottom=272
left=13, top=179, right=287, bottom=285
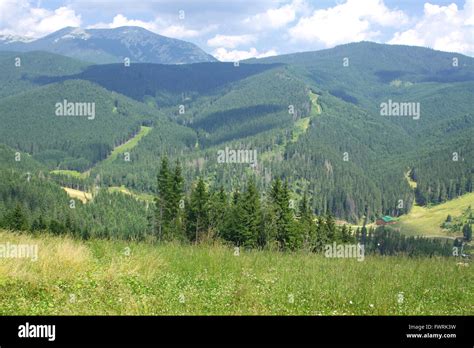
left=0, top=156, right=458, bottom=257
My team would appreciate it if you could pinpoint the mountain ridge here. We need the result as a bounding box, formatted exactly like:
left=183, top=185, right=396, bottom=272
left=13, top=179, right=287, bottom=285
left=0, top=41, right=471, bottom=222
left=0, top=26, right=217, bottom=64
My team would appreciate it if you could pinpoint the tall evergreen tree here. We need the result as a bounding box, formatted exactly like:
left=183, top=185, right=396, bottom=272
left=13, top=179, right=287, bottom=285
left=298, top=191, right=316, bottom=250
left=240, top=177, right=262, bottom=248
left=209, top=186, right=228, bottom=238
left=5, top=203, right=28, bottom=231
left=326, top=213, right=336, bottom=241
left=170, top=160, right=184, bottom=220
left=224, top=187, right=245, bottom=245
left=271, top=179, right=297, bottom=250
left=186, top=177, right=209, bottom=243
left=155, top=156, right=173, bottom=240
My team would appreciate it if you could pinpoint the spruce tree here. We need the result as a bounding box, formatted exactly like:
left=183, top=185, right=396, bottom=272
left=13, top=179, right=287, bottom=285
left=240, top=177, right=261, bottom=248
left=7, top=204, right=29, bottom=231
left=170, top=160, right=185, bottom=239
left=209, top=186, right=228, bottom=238
left=155, top=156, right=173, bottom=240
left=299, top=191, right=311, bottom=220
left=224, top=187, right=245, bottom=245
left=299, top=191, right=316, bottom=250
left=326, top=213, right=336, bottom=241
left=186, top=177, right=209, bottom=243
left=314, top=216, right=329, bottom=251
left=271, top=179, right=297, bottom=250
left=170, top=160, right=184, bottom=220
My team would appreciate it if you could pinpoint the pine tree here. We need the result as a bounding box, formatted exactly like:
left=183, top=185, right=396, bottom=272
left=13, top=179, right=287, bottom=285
left=299, top=191, right=316, bottom=250
left=326, top=213, right=336, bottom=241
left=299, top=191, right=311, bottom=220
left=209, top=186, right=228, bottom=238
left=260, top=197, right=277, bottom=249
left=186, top=177, right=209, bottom=243
left=270, top=178, right=282, bottom=206
left=170, top=160, right=184, bottom=220
left=270, top=179, right=284, bottom=248
left=6, top=204, right=28, bottom=231
left=224, top=186, right=245, bottom=245
left=314, top=216, right=329, bottom=251
left=170, top=160, right=185, bottom=239
left=240, top=177, right=261, bottom=248
left=155, top=156, right=173, bottom=241
left=271, top=179, right=298, bottom=250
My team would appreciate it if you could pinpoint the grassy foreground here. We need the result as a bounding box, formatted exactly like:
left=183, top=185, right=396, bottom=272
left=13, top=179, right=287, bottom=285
left=0, top=230, right=472, bottom=315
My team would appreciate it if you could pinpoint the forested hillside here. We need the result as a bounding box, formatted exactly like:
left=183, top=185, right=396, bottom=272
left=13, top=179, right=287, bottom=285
left=0, top=51, right=90, bottom=98
left=0, top=41, right=472, bottom=231
left=0, top=79, right=195, bottom=172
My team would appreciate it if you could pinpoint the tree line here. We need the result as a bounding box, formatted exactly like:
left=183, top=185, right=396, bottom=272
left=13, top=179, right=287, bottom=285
left=0, top=161, right=466, bottom=258
left=152, top=157, right=459, bottom=256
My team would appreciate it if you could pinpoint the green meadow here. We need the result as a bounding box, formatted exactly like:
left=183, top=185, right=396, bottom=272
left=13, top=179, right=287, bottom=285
left=394, top=193, right=474, bottom=238
left=0, top=230, right=472, bottom=315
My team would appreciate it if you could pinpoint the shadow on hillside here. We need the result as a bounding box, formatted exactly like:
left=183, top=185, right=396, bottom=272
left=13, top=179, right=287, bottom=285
left=32, top=62, right=283, bottom=101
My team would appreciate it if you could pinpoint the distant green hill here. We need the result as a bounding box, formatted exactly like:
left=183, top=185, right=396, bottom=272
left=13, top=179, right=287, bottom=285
left=0, top=79, right=193, bottom=172
left=0, top=51, right=90, bottom=98
left=0, top=42, right=472, bottom=222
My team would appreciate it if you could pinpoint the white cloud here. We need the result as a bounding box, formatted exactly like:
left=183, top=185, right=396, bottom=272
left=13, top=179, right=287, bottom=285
left=389, top=1, right=474, bottom=56
left=0, top=0, right=81, bottom=38
left=243, top=0, right=306, bottom=30
left=160, top=25, right=201, bottom=39
left=212, top=47, right=277, bottom=61
left=88, top=14, right=215, bottom=39
left=288, top=0, right=408, bottom=47
left=88, top=14, right=159, bottom=32
left=207, top=34, right=256, bottom=48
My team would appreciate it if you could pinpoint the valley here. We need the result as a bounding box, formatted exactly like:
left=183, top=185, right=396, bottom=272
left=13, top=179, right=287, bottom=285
left=0, top=36, right=472, bottom=260
left=51, top=125, right=153, bottom=179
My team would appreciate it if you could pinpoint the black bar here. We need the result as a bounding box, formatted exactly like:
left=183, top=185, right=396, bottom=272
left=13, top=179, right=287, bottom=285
left=0, top=316, right=472, bottom=346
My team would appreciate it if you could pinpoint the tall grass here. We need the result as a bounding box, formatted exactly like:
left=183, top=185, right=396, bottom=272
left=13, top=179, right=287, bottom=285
left=0, top=230, right=472, bottom=315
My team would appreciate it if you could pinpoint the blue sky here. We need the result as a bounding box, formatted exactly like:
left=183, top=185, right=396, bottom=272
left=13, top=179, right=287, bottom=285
left=1, top=0, right=473, bottom=59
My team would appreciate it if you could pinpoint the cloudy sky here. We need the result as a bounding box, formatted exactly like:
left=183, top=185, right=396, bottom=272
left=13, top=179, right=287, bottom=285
left=0, top=0, right=473, bottom=60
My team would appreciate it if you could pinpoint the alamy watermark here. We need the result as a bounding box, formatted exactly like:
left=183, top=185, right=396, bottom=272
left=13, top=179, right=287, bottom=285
left=18, top=322, right=55, bottom=341
left=380, top=99, right=420, bottom=120
left=217, top=147, right=257, bottom=166
left=55, top=99, right=95, bottom=120
left=0, top=242, right=38, bottom=262
left=324, top=242, right=365, bottom=261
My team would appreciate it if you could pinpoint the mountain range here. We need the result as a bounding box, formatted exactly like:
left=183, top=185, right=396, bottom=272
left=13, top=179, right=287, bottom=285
left=0, top=27, right=472, bottom=224
left=0, top=26, right=217, bottom=64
